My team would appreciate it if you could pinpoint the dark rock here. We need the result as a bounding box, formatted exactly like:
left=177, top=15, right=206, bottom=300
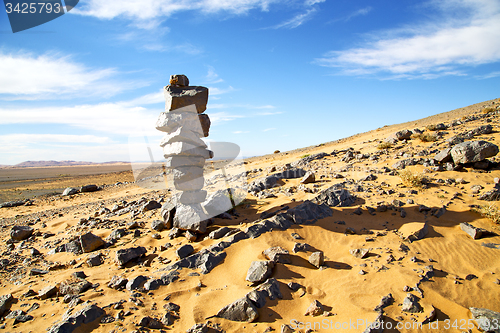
left=80, top=232, right=105, bottom=253
left=350, top=248, right=369, bottom=259
left=142, top=200, right=161, bottom=212
left=287, top=282, right=302, bottom=291
left=177, top=244, right=194, bottom=259
left=62, top=187, right=78, bottom=196
left=160, top=270, right=180, bottom=285
left=29, top=268, right=49, bottom=276
left=14, top=314, right=33, bottom=324
left=451, top=140, right=499, bottom=164
left=115, top=246, right=147, bottom=266
left=374, top=293, right=393, bottom=312
left=300, top=171, right=315, bottom=184
left=245, top=223, right=271, bottom=239
left=312, top=185, right=356, bottom=207
left=287, top=200, right=332, bottom=224
left=293, top=242, right=311, bottom=253
left=108, top=275, right=128, bottom=289
left=402, top=293, right=421, bottom=313
left=47, top=304, right=105, bottom=333
left=263, top=247, right=290, bottom=264
left=59, top=278, right=91, bottom=295
left=434, top=148, right=452, bottom=163
left=0, top=294, right=14, bottom=316
left=86, top=253, right=103, bottom=267
left=10, top=226, right=33, bottom=241
left=209, top=226, right=230, bottom=239
left=126, top=275, right=147, bottom=291
left=247, top=278, right=282, bottom=308
left=0, top=199, right=27, bottom=208
left=246, top=261, right=274, bottom=284
left=144, top=278, right=162, bottom=291
left=107, top=228, right=127, bottom=242
left=216, top=296, right=259, bottom=322
left=469, top=307, right=500, bottom=333
left=38, top=285, right=58, bottom=300
left=65, top=239, right=83, bottom=254
left=304, top=300, right=324, bottom=316
left=151, top=220, right=166, bottom=231
left=363, top=313, right=385, bottom=333
left=139, top=316, right=163, bottom=329
left=72, top=271, right=87, bottom=279
left=80, top=184, right=99, bottom=193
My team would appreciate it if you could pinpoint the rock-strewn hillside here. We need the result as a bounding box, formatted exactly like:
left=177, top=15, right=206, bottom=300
left=0, top=99, right=499, bottom=332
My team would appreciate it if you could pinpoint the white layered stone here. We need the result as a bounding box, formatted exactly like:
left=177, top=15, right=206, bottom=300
left=164, top=156, right=205, bottom=169
left=159, top=127, right=206, bottom=148
left=163, top=142, right=213, bottom=159
left=173, top=203, right=209, bottom=233
left=173, top=176, right=205, bottom=191
left=179, top=190, right=207, bottom=204
left=173, top=166, right=204, bottom=182
left=156, top=111, right=203, bottom=134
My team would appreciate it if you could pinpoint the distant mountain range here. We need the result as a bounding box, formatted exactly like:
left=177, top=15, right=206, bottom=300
left=2, top=160, right=128, bottom=168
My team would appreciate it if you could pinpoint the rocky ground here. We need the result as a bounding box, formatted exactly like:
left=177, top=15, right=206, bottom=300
left=0, top=99, right=500, bottom=333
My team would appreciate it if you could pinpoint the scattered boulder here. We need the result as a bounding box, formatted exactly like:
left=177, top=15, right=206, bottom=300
left=59, top=278, right=91, bottom=295
left=177, top=244, right=194, bottom=259
left=460, top=222, right=487, bottom=239
left=216, top=296, right=259, bottom=322
left=62, top=187, right=79, bottom=196
left=47, top=304, right=105, bottom=333
left=38, top=285, right=58, bottom=300
left=79, top=232, right=105, bottom=253
left=469, top=307, right=500, bottom=333
left=374, top=293, right=393, bottom=312
left=0, top=294, right=14, bottom=316
left=246, top=261, right=274, bottom=284
left=209, top=226, right=230, bottom=239
left=399, top=222, right=428, bottom=242
left=115, top=246, right=147, bottom=266
left=10, top=226, right=33, bottom=241
left=434, top=148, right=452, bottom=163
left=350, top=248, right=369, bottom=259
left=304, top=300, right=324, bottom=316
left=287, top=200, right=332, bottom=224
left=139, top=316, right=163, bottom=329
left=312, top=185, right=356, bottom=207
left=86, top=253, right=103, bottom=267
left=402, top=293, right=421, bottom=313
left=450, top=140, right=499, bottom=164
left=263, top=247, right=290, bottom=264
left=363, top=313, right=385, bottom=333
left=308, top=251, right=324, bottom=268
left=300, top=171, right=315, bottom=184
left=151, top=220, right=166, bottom=231
left=80, top=184, right=99, bottom=193
left=126, top=275, right=147, bottom=291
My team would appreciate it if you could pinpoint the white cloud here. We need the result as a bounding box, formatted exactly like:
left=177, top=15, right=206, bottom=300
left=121, top=90, right=164, bottom=106
left=262, top=127, right=276, bottom=132
left=0, top=103, right=159, bottom=135
left=315, top=0, right=500, bottom=78
left=475, top=71, right=500, bottom=79
left=72, top=0, right=284, bottom=29
left=328, top=6, right=372, bottom=23
left=0, top=134, right=112, bottom=145
left=232, top=130, right=250, bottom=134
left=208, top=86, right=235, bottom=95
left=0, top=51, right=141, bottom=100
left=269, top=8, right=317, bottom=29
left=205, top=66, right=224, bottom=84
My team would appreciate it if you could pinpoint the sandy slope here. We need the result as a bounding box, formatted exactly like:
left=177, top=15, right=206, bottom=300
left=0, top=98, right=499, bottom=333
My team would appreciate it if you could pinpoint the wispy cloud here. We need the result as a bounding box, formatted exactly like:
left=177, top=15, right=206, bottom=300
left=0, top=103, right=158, bottom=135
left=208, top=86, right=235, bottom=95
left=328, top=6, right=372, bottom=23
left=475, top=71, right=500, bottom=79
left=72, top=0, right=285, bottom=29
left=271, top=8, right=317, bottom=29
left=232, top=130, right=250, bottom=134
left=0, top=51, right=141, bottom=100
left=262, top=127, right=276, bottom=132
left=205, top=66, right=224, bottom=84
left=315, top=0, right=500, bottom=79
left=0, top=134, right=112, bottom=145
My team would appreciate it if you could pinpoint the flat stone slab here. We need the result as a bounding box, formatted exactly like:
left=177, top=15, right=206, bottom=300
left=164, top=85, right=209, bottom=114
left=460, top=222, right=487, bottom=239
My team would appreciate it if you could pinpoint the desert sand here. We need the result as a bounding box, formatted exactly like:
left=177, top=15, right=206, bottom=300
left=0, top=98, right=499, bottom=333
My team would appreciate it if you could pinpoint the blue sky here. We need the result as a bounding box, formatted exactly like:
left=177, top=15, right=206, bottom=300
left=1, top=0, right=500, bottom=165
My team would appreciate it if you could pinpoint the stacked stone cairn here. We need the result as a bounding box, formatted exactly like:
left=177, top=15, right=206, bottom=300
left=156, top=75, right=212, bottom=234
